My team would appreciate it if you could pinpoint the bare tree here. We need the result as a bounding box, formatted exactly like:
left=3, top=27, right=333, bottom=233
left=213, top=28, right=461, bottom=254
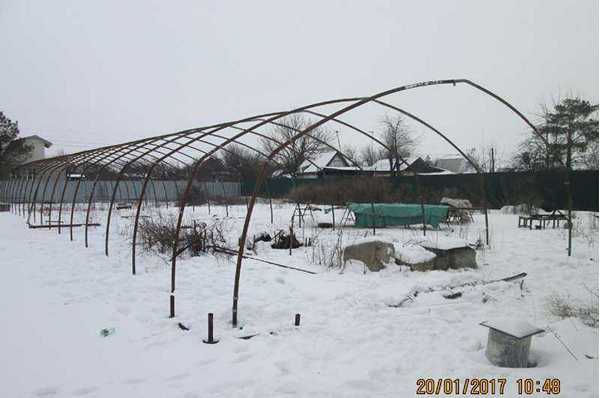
left=359, top=144, right=384, bottom=167
left=378, top=115, right=416, bottom=172
left=260, top=114, right=332, bottom=177
left=341, top=145, right=360, bottom=166
left=466, top=144, right=500, bottom=173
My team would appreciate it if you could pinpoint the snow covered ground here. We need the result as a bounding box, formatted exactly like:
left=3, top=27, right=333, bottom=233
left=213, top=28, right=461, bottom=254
left=1, top=203, right=598, bottom=397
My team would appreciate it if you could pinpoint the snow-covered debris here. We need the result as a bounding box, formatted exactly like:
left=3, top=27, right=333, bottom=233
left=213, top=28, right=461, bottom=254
left=418, top=235, right=472, bottom=250
left=480, top=317, right=545, bottom=339
left=500, top=205, right=517, bottom=214
left=393, top=241, right=436, bottom=264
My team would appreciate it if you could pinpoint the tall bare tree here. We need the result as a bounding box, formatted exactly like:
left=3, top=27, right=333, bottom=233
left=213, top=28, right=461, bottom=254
left=260, top=114, right=332, bottom=177
left=466, top=144, right=500, bottom=173
left=359, top=144, right=384, bottom=167
left=378, top=115, right=416, bottom=172
left=341, top=145, right=360, bottom=166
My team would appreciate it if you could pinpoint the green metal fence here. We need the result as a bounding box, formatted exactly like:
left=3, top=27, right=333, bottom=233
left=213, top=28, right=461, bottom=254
left=242, top=170, right=599, bottom=211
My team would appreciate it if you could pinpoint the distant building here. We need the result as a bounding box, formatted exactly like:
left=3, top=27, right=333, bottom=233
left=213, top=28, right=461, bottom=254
left=365, top=156, right=453, bottom=176
left=296, top=151, right=358, bottom=179
left=16, top=135, right=53, bottom=164
left=433, top=155, right=475, bottom=174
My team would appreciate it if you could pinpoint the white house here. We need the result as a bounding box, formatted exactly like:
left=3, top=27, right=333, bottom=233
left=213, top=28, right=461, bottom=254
left=297, top=151, right=357, bottom=179
left=17, top=135, right=53, bottom=164
left=367, top=156, right=454, bottom=176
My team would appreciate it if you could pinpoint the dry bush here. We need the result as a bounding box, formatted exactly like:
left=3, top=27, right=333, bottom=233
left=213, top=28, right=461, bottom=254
left=138, top=214, right=228, bottom=257
left=308, top=231, right=343, bottom=268
left=546, top=294, right=599, bottom=328
left=567, top=213, right=599, bottom=247
left=286, top=177, right=446, bottom=205
left=305, top=227, right=361, bottom=269
left=138, top=213, right=179, bottom=254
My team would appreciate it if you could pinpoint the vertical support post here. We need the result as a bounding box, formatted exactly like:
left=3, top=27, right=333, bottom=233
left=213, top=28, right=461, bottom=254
left=203, top=313, right=219, bottom=344
left=414, top=173, right=426, bottom=236
left=370, top=201, right=376, bottom=235
left=331, top=202, right=335, bottom=230
left=420, top=195, right=426, bottom=236
left=289, top=225, right=293, bottom=256
left=566, top=129, right=572, bottom=257
left=268, top=188, right=273, bottom=224
left=484, top=206, right=490, bottom=245
left=170, top=294, right=175, bottom=318
left=207, top=313, right=214, bottom=341
left=478, top=172, right=490, bottom=246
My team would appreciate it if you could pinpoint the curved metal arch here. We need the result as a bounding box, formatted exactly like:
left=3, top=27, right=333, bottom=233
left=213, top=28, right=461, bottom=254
left=65, top=138, right=201, bottom=241
left=124, top=112, right=299, bottom=273
left=49, top=143, right=175, bottom=235
left=26, top=143, right=161, bottom=226
left=229, top=78, right=542, bottom=326
left=128, top=111, right=375, bottom=275
left=25, top=152, right=94, bottom=224
left=3, top=78, right=548, bottom=326
left=103, top=127, right=230, bottom=256
left=66, top=141, right=188, bottom=241
left=167, top=97, right=366, bottom=317
left=83, top=138, right=191, bottom=247
left=38, top=146, right=132, bottom=229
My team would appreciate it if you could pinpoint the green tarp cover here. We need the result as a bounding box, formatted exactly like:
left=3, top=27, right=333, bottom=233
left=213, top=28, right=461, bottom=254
left=347, top=202, right=449, bottom=228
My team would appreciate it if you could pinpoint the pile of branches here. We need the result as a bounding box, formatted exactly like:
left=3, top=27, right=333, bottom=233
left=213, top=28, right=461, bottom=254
left=271, top=229, right=302, bottom=249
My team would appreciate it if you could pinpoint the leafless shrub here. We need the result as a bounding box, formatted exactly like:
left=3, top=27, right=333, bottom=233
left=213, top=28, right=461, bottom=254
left=138, top=214, right=228, bottom=257
left=307, top=229, right=345, bottom=269
left=567, top=213, right=598, bottom=247
left=138, top=213, right=179, bottom=254
left=546, top=294, right=599, bottom=328
left=287, top=176, right=444, bottom=205
left=288, top=177, right=394, bottom=205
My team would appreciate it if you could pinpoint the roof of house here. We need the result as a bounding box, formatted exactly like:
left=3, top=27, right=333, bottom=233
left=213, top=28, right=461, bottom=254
left=21, top=135, right=53, bottom=148
left=366, top=156, right=418, bottom=172
left=433, top=155, right=474, bottom=174
left=299, top=151, right=347, bottom=174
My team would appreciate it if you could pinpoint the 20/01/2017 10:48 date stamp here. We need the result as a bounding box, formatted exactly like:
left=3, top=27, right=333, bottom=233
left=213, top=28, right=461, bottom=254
left=416, top=378, right=561, bottom=395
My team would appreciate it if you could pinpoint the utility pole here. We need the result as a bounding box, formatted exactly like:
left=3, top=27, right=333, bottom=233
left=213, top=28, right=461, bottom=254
left=490, top=147, right=495, bottom=173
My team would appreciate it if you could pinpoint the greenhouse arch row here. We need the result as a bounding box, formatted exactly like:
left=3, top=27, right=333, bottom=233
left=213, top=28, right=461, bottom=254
left=0, top=78, right=551, bottom=325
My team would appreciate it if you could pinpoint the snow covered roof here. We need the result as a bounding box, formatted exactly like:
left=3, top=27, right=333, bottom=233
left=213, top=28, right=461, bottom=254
left=271, top=169, right=292, bottom=178
left=433, top=155, right=474, bottom=174
left=300, top=151, right=346, bottom=174
left=322, top=166, right=360, bottom=171
left=366, top=157, right=418, bottom=171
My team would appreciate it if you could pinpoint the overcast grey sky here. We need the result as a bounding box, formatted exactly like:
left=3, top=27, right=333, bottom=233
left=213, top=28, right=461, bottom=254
left=1, top=0, right=598, bottom=163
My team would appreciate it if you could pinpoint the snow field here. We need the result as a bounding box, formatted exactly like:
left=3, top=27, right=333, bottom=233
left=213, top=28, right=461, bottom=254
left=0, top=203, right=598, bottom=397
